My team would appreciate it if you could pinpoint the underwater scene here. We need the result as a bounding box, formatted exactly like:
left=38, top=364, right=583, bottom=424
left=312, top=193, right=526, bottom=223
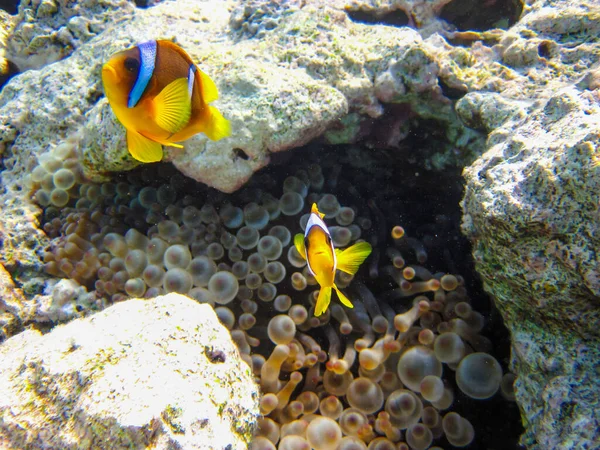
left=0, top=0, right=598, bottom=449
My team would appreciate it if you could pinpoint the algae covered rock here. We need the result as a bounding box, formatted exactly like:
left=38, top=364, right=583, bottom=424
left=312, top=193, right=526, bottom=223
left=0, top=264, right=29, bottom=341
left=6, top=0, right=136, bottom=70
left=461, top=86, right=600, bottom=449
left=0, top=293, right=259, bottom=449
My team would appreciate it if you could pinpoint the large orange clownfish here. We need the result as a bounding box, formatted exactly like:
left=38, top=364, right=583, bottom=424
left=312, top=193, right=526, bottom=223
left=294, top=203, right=372, bottom=316
left=101, top=40, right=230, bottom=163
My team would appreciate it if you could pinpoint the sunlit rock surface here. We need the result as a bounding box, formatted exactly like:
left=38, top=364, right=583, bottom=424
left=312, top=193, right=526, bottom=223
left=0, top=294, right=259, bottom=449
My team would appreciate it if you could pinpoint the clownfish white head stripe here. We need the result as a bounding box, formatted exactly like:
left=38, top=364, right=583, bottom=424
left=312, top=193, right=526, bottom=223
left=128, top=40, right=157, bottom=108
left=304, top=205, right=336, bottom=276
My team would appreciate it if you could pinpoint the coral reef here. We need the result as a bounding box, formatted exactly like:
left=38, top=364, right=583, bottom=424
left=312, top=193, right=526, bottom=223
left=0, top=293, right=259, bottom=449
left=0, top=0, right=597, bottom=447
left=23, top=139, right=521, bottom=448
left=462, top=84, right=600, bottom=449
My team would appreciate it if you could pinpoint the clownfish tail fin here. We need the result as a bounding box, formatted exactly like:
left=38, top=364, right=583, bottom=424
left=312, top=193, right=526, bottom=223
left=315, top=286, right=332, bottom=317
left=336, top=241, right=372, bottom=275
left=199, top=105, right=231, bottom=141
left=333, top=284, right=354, bottom=309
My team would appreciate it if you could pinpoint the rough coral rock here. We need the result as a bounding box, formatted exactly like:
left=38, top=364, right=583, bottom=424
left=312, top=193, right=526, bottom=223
left=458, top=0, right=600, bottom=448
left=5, top=0, right=136, bottom=71
left=0, top=0, right=488, bottom=195
left=0, top=264, right=28, bottom=342
left=461, top=81, right=600, bottom=450
left=0, top=293, right=259, bottom=449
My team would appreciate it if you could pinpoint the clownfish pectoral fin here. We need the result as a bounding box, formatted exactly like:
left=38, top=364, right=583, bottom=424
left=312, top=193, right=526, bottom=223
left=199, top=105, right=231, bottom=141
left=293, top=233, right=307, bottom=260
left=197, top=68, right=219, bottom=104
left=333, top=285, right=354, bottom=309
left=315, top=286, right=332, bottom=317
left=335, top=241, right=373, bottom=275
left=153, top=77, right=192, bottom=134
left=127, top=130, right=163, bottom=163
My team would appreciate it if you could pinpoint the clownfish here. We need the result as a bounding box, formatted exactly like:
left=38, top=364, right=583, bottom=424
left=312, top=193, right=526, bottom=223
left=294, top=203, right=372, bottom=316
left=101, top=40, right=230, bottom=163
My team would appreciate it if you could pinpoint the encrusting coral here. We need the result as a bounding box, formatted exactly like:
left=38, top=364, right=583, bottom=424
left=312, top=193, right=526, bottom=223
left=27, top=139, right=518, bottom=449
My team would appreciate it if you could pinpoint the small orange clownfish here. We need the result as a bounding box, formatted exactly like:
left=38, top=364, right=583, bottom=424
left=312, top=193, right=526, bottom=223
left=101, top=40, right=230, bottom=163
left=294, top=203, right=372, bottom=316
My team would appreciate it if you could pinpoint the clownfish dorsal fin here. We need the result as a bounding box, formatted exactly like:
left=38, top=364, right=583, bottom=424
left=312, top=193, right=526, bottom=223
left=335, top=241, right=372, bottom=275
left=153, top=77, right=192, bottom=134
left=293, top=233, right=307, bottom=260
left=127, top=130, right=163, bottom=162
left=311, top=203, right=325, bottom=219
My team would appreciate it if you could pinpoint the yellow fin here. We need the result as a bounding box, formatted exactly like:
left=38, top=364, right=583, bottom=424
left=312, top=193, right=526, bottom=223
left=315, top=286, right=332, bottom=317
left=197, top=68, right=219, bottom=103
left=294, top=233, right=306, bottom=260
left=311, top=203, right=325, bottom=219
left=336, top=241, right=372, bottom=275
left=153, top=78, right=191, bottom=133
left=138, top=131, right=184, bottom=149
left=201, top=105, right=231, bottom=141
left=127, top=130, right=163, bottom=162
left=333, top=285, right=354, bottom=309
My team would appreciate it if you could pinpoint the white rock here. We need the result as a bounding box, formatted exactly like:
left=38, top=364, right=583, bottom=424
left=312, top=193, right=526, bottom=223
left=0, top=293, right=259, bottom=449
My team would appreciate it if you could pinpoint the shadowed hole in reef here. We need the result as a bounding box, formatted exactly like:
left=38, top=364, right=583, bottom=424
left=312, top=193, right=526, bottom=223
left=0, top=0, right=18, bottom=14
left=440, top=0, right=523, bottom=31
left=266, top=143, right=525, bottom=449
left=345, top=7, right=410, bottom=27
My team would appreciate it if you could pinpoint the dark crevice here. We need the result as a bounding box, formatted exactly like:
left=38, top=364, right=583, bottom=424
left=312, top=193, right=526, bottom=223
left=0, top=0, right=18, bottom=14
left=440, top=0, right=523, bottom=31
left=537, top=40, right=554, bottom=59
left=233, top=148, right=250, bottom=161
left=134, top=0, right=154, bottom=8
left=438, top=78, right=468, bottom=100
left=0, top=59, right=19, bottom=90
left=345, top=7, right=410, bottom=28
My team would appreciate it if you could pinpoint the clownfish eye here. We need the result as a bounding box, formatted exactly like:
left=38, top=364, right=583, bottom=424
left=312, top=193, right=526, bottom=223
left=124, top=57, right=139, bottom=73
